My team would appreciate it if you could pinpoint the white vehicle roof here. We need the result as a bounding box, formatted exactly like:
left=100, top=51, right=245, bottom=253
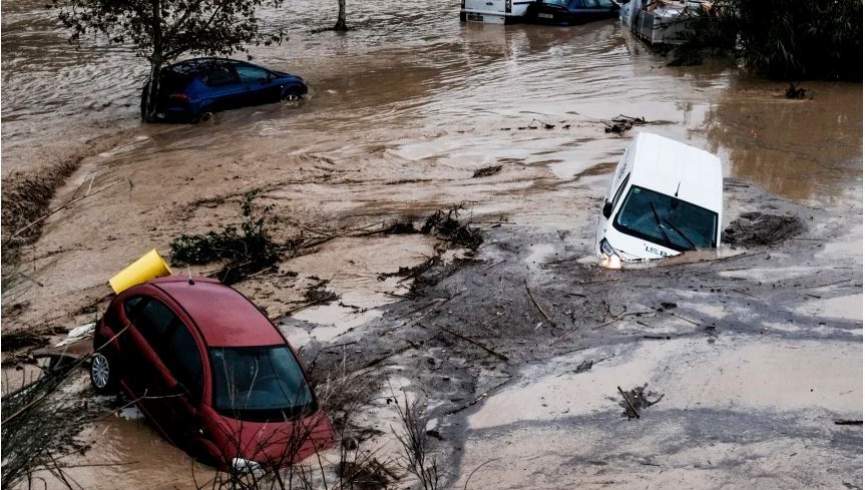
left=628, top=132, right=722, bottom=213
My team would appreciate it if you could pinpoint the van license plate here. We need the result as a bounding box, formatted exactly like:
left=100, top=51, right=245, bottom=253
left=538, top=13, right=554, bottom=18
left=467, top=12, right=483, bottom=22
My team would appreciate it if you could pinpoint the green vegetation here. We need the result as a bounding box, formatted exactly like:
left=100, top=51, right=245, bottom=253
left=170, top=192, right=283, bottom=284
left=681, top=0, right=862, bottom=81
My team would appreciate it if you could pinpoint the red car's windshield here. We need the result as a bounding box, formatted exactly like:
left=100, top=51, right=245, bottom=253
left=209, top=346, right=315, bottom=421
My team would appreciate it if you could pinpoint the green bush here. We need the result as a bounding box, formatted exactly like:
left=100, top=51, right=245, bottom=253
left=683, top=0, right=862, bottom=81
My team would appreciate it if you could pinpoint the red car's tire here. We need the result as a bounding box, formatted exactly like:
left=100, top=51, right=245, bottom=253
left=90, top=351, right=118, bottom=395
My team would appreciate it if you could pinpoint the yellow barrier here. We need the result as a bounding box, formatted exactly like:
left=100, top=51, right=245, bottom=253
left=109, top=249, right=172, bottom=294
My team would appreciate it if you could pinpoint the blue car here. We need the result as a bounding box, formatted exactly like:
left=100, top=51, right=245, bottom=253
left=526, top=0, right=619, bottom=25
left=142, top=57, right=308, bottom=122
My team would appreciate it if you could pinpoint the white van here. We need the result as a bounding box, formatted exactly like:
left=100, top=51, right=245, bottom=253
left=460, top=0, right=532, bottom=24
left=597, top=132, right=722, bottom=268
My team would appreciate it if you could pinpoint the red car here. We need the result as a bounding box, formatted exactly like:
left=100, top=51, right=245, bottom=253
left=90, top=276, right=333, bottom=469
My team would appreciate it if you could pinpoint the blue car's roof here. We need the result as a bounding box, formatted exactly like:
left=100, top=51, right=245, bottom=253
left=167, top=57, right=244, bottom=74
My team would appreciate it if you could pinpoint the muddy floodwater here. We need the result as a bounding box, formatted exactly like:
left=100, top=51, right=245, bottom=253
left=2, top=0, right=862, bottom=488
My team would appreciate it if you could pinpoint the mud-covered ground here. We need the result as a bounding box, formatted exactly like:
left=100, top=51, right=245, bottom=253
left=288, top=180, right=862, bottom=489
left=2, top=0, right=863, bottom=488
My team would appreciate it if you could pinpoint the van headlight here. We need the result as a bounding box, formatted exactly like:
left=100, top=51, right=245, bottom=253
left=599, top=239, right=622, bottom=269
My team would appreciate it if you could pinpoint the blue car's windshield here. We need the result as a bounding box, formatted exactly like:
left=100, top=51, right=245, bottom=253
left=614, top=186, right=718, bottom=252
left=210, top=346, right=315, bottom=420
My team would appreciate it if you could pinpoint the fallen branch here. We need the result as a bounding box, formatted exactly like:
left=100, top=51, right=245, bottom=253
left=445, top=378, right=512, bottom=416
left=463, top=458, right=501, bottom=490
left=438, top=326, right=509, bottom=362
left=525, top=280, right=556, bottom=327
left=617, top=386, right=640, bottom=419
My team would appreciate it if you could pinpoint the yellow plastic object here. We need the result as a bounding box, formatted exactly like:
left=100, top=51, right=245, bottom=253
left=109, top=249, right=172, bottom=294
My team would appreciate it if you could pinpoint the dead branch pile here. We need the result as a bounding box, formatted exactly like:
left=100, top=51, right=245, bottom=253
left=392, top=394, right=441, bottom=490
left=617, top=384, right=664, bottom=419
left=170, top=192, right=288, bottom=284
left=722, top=211, right=803, bottom=247
left=1, top=357, right=94, bottom=489
left=471, top=165, right=502, bottom=179
left=420, top=206, right=482, bottom=251
left=603, top=115, right=647, bottom=134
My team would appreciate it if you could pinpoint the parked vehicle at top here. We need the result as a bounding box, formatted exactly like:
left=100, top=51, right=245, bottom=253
left=460, top=0, right=533, bottom=24
left=142, top=57, right=308, bottom=122
left=90, top=276, right=333, bottom=468
left=526, top=0, right=619, bottom=25
left=596, top=132, right=723, bottom=268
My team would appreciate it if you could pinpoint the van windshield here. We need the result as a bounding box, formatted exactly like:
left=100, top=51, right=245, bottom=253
left=210, top=346, right=315, bottom=421
left=614, top=186, right=717, bottom=252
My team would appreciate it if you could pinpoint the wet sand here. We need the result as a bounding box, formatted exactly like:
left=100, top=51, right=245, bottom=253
left=2, top=0, right=862, bottom=487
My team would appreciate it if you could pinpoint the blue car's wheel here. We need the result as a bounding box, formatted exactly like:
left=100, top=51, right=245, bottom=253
left=281, top=86, right=305, bottom=102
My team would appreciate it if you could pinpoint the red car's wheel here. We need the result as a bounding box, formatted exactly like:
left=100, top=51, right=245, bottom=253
left=90, top=351, right=118, bottom=394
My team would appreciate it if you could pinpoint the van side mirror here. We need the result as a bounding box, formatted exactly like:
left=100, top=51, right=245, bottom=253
left=602, top=201, right=613, bottom=218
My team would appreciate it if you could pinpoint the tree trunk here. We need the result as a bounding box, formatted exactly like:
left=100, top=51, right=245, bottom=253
left=143, top=0, right=163, bottom=122
left=334, top=0, right=347, bottom=31
left=142, top=59, right=163, bottom=122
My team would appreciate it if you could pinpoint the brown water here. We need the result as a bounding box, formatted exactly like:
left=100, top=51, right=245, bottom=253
left=2, top=0, right=862, bottom=487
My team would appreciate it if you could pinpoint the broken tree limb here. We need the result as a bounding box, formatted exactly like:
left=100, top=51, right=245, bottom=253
left=525, top=280, right=556, bottom=327
left=438, top=326, right=509, bottom=362
left=617, top=385, right=640, bottom=419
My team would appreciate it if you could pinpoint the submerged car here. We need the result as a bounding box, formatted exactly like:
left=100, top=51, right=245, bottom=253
left=90, top=276, right=333, bottom=468
left=526, top=0, right=619, bottom=25
left=142, top=57, right=308, bottom=122
left=597, top=132, right=722, bottom=267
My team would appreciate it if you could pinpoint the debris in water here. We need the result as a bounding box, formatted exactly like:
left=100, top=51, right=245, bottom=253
left=472, top=165, right=503, bottom=178
left=55, top=323, right=95, bottom=347
left=722, top=212, right=803, bottom=248
left=785, top=82, right=810, bottom=100
left=382, top=218, right=417, bottom=235
left=337, top=458, right=398, bottom=489
left=169, top=192, right=283, bottom=284
left=617, top=384, right=664, bottom=419
left=604, top=115, right=647, bottom=134
left=834, top=419, right=863, bottom=426
left=574, top=360, right=594, bottom=373
left=304, top=279, right=339, bottom=306
left=421, top=206, right=483, bottom=251
left=1, top=330, right=49, bottom=352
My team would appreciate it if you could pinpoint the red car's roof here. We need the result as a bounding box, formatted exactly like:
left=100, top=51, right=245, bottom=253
left=151, top=277, right=284, bottom=348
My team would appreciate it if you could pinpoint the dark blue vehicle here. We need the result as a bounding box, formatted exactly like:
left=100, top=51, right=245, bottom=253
left=526, top=0, right=619, bottom=25
left=142, top=58, right=308, bottom=122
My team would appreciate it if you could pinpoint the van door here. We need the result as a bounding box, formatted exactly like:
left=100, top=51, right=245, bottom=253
left=465, top=0, right=507, bottom=21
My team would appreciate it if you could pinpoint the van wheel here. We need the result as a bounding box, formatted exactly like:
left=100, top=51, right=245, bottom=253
left=90, top=352, right=117, bottom=394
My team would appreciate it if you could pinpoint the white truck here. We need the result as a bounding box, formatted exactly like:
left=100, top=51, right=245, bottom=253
left=460, top=0, right=533, bottom=24
left=597, top=132, right=723, bottom=268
